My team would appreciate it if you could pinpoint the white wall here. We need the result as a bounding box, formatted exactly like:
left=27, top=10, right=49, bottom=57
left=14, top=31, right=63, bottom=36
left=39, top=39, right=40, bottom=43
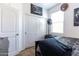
left=22, top=3, right=48, bottom=49
left=48, top=3, right=79, bottom=38
left=22, top=3, right=48, bottom=37
left=64, top=3, right=79, bottom=38
left=48, top=3, right=61, bottom=18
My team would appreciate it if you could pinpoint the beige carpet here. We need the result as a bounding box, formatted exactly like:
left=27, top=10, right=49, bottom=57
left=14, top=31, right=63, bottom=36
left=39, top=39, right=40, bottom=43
left=16, top=47, right=35, bottom=56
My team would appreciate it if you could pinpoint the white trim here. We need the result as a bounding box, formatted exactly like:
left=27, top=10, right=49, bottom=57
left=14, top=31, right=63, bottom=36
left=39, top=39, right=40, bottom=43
left=8, top=50, right=19, bottom=56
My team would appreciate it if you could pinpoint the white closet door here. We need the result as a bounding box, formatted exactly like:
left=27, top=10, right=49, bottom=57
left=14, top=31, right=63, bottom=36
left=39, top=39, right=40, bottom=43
left=23, top=14, right=30, bottom=49
left=24, top=14, right=46, bottom=48
left=1, top=6, right=19, bottom=56
left=0, top=8, right=1, bottom=33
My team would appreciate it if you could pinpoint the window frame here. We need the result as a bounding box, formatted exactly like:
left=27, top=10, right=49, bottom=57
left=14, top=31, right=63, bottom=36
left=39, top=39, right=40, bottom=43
left=50, top=11, right=64, bottom=34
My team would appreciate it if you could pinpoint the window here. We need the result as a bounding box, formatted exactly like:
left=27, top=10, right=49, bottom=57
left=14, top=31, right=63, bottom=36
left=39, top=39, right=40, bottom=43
left=51, top=11, right=64, bottom=33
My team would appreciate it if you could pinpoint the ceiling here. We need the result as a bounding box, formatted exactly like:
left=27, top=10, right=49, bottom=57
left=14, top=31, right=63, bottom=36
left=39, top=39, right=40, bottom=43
left=33, top=3, right=58, bottom=10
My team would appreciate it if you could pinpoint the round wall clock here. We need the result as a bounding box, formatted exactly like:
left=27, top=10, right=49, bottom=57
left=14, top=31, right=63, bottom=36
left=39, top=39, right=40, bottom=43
left=60, top=3, right=69, bottom=11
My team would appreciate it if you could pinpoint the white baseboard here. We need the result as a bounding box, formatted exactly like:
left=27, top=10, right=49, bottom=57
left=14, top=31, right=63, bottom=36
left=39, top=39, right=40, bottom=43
left=8, top=50, right=19, bottom=56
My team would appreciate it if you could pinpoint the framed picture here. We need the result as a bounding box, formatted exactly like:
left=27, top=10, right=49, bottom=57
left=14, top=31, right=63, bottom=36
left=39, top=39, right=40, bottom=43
left=31, top=4, right=42, bottom=16
left=74, top=8, right=79, bottom=26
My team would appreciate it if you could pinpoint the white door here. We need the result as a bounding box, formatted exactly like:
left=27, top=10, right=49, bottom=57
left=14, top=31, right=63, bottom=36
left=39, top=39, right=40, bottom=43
left=1, top=6, right=19, bottom=56
left=23, top=14, right=46, bottom=49
left=23, top=15, right=31, bottom=49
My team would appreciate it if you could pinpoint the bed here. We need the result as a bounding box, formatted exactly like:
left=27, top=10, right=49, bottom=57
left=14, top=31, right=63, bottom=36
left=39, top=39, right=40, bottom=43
left=35, top=35, right=72, bottom=56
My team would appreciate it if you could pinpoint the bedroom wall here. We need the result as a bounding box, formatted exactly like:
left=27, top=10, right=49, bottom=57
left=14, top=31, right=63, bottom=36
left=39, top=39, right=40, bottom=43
left=22, top=3, right=48, bottom=37
left=22, top=3, right=48, bottom=35
left=64, top=3, right=79, bottom=38
left=9, top=3, right=48, bottom=51
left=48, top=3, right=79, bottom=38
left=48, top=3, right=61, bottom=18
left=9, top=3, right=48, bottom=54
left=22, top=3, right=48, bottom=49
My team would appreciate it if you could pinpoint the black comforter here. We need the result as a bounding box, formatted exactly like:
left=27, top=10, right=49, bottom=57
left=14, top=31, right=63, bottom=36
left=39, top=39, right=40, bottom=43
left=35, top=37, right=72, bottom=56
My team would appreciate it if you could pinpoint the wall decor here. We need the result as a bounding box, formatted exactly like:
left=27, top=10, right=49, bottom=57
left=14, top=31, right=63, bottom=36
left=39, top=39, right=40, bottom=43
left=31, top=4, right=42, bottom=16
left=60, top=3, right=69, bottom=11
left=74, top=8, right=79, bottom=26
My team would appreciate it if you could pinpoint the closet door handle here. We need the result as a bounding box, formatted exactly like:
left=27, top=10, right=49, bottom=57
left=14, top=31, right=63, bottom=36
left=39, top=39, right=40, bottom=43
left=16, top=33, right=19, bottom=36
left=25, top=32, right=27, bottom=35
